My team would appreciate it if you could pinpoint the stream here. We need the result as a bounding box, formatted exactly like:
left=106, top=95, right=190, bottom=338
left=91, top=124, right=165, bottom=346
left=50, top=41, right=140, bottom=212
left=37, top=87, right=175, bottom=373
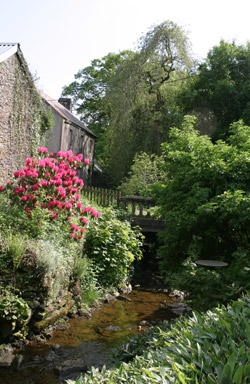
left=0, top=288, right=177, bottom=384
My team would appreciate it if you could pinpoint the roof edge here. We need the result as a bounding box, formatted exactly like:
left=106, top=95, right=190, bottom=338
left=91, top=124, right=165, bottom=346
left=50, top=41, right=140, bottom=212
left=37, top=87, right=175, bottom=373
left=0, top=43, right=19, bottom=63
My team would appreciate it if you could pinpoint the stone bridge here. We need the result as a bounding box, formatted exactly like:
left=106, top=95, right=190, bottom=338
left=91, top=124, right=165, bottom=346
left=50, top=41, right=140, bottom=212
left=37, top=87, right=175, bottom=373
left=117, top=195, right=165, bottom=233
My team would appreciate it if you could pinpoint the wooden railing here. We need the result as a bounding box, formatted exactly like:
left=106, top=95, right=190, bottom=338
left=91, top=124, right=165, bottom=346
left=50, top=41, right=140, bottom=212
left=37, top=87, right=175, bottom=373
left=82, top=186, right=163, bottom=231
left=82, top=186, right=121, bottom=207
left=117, top=195, right=155, bottom=218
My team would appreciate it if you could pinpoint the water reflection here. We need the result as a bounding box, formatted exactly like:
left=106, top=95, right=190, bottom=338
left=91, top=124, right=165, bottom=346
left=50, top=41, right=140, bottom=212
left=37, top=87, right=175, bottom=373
left=0, top=289, right=175, bottom=384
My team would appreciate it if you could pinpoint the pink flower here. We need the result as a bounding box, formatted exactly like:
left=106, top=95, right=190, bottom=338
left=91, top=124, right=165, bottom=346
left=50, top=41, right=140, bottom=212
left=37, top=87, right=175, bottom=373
left=0, top=186, right=5, bottom=192
left=71, top=224, right=79, bottom=231
left=41, top=180, right=48, bottom=187
left=78, top=180, right=84, bottom=188
left=66, top=202, right=72, bottom=209
left=52, top=213, right=57, bottom=220
left=57, top=150, right=67, bottom=158
left=21, top=195, right=28, bottom=201
left=38, top=147, right=48, bottom=153
left=77, top=202, right=82, bottom=209
left=14, top=171, right=20, bottom=177
left=27, top=214, right=32, bottom=219
left=39, top=160, right=46, bottom=168
left=84, top=158, right=90, bottom=165
left=25, top=207, right=31, bottom=212
left=75, top=194, right=80, bottom=201
left=80, top=228, right=86, bottom=233
left=26, top=158, right=33, bottom=165
left=68, top=216, right=72, bottom=220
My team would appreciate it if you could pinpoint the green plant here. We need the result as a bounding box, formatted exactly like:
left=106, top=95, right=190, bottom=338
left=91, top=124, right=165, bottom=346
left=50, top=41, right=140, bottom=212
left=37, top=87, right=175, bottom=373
left=119, top=152, right=166, bottom=196
left=0, top=285, right=31, bottom=341
left=73, top=256, right=89, bottom=281
left=150, top=117, right=250, bottom=271
left=0, top=148, right=99, bottom=240
left=83, top=208, right=143, bottom=288
left=6, top=231, right=27, bottom=272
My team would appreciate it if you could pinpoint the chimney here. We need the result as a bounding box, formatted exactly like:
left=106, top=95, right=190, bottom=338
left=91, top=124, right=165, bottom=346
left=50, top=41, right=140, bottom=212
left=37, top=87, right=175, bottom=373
left=58, top=98, right=72, bottom=111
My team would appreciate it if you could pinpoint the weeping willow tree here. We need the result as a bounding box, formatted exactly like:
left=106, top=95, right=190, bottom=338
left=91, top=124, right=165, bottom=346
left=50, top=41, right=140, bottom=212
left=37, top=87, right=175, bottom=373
left=103, top=20, right=194, bottom=185
left=62, top=21, right=194, bottom=187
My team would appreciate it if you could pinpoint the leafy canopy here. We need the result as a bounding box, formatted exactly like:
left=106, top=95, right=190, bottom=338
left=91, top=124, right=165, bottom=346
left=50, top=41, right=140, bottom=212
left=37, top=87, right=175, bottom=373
left=178, top=40, right=250, bottom=139
left=62, top=21, right=193, bottom=186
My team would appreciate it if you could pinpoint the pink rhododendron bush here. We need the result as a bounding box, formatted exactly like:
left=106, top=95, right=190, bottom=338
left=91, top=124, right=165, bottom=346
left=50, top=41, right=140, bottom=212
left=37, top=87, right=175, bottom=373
left=0, top=148, right=99, bottom=240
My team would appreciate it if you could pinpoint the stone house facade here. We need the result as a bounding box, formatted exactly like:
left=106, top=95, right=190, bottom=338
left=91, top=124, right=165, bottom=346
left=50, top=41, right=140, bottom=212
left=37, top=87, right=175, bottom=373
left=40, top=91, right=96, bottom=182
left=0, top=43, right=96, bottom=185
left=0, top=43, right=48, bottom=185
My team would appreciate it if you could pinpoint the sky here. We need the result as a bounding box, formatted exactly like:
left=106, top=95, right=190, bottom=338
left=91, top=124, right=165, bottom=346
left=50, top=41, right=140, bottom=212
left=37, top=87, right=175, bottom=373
left=1, top=0, right=250, bottom=100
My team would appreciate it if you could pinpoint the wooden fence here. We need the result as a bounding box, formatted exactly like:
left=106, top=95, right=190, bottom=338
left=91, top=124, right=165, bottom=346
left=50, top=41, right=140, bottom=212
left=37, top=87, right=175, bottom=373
left=82, top=186, right=121, bottom=207
left=82, top=186, right=155, bottom=218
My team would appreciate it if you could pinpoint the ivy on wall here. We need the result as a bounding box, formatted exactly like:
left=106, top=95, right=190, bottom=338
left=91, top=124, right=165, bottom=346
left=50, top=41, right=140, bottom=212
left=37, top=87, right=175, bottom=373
left=9, top=52, right=54, bottom=164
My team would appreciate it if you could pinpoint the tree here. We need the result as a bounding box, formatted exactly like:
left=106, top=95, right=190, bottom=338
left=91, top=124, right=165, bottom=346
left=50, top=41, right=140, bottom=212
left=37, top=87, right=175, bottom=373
left=119, top=152, right=166, bottom=196
left=103, top=20, right=193, bottom=185
left=151, top=117, right=250, bottom=272
left=62, top=51, right=133, bottom=161
left=178, top=40, right=250, bottom=139
left=62, top=21, right=193, bottom=187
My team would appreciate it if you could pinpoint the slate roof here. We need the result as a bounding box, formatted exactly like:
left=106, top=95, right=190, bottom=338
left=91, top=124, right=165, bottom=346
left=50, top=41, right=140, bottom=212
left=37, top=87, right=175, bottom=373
left=0, top=43, right=18, bottom=62
left=39, top=90, right=96, bottom=139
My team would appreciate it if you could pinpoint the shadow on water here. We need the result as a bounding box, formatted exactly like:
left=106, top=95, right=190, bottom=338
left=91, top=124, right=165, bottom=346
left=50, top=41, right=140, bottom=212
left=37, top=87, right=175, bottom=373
left=0, top=289, right=176, bottom=384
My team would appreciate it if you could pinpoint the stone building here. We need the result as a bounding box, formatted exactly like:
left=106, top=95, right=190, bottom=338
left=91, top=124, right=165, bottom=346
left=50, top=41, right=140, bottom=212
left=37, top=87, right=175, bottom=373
left=0, top=43, right=48, bottom=185
left=39, top=91, right=96, bottom=182
left=0, top=43, right=96, bottom=185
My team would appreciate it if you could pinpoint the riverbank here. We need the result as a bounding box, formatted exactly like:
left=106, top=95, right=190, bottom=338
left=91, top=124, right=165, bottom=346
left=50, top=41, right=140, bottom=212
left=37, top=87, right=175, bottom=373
left=0, top=287, right=180, bottom=384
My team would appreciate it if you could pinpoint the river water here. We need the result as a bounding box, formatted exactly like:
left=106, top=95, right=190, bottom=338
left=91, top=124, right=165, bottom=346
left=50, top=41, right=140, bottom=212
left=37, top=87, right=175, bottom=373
left=0, top=288, right=176, bottom=384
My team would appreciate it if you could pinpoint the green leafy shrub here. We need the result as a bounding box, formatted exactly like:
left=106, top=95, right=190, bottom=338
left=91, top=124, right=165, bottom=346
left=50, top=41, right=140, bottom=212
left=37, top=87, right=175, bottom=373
left=71, top=294, right=250, bottom=384
left=83, top=208, right=143, bottom=288
left=163, top=248, right=250, bottom=311
left=119, top=152, right=166, bottom=196
left=0, top=285, right=31, bottom=341
left=150, top=117, right=250, bottom=271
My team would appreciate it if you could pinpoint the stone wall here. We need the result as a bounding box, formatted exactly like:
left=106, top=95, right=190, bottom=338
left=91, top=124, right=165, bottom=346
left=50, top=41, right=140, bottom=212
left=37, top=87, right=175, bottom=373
left=45, top=109, right=95, bottom=183
left=0, top=51, right=46, bottom=185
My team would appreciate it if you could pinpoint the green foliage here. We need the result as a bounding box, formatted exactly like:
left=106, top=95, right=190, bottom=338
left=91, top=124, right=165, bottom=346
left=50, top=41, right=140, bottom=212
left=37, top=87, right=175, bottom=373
left=102, top=21, right=193, bottom=185
left=151, top=117, right=250, bottom=270
left=178, top=40, right=250, bottom=139
left=0, top=285, right=31, bottom=340
left=63, top=21, right=193, bottom=186
left=119, top=152, right=166, bottom=196
left=83, top=208, right=143, bottom=288
left=62, top=51, right=133, bottom=162
left=164, top=248, right=250, bottom=311
left=73, top=255, right=89, bottom=281
left=70, top=294, right=250, bottom=384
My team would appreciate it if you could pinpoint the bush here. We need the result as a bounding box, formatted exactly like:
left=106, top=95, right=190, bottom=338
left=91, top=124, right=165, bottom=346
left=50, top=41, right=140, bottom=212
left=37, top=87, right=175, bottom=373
left=0, top=147, right=99, bottom=241
left=83, top=208, right=143, bottom=288
left=0, top=285, right=31, bottom=341
left=119, top=152, right=166, bottom=196
left=150, top=117, right=250, bottom=271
